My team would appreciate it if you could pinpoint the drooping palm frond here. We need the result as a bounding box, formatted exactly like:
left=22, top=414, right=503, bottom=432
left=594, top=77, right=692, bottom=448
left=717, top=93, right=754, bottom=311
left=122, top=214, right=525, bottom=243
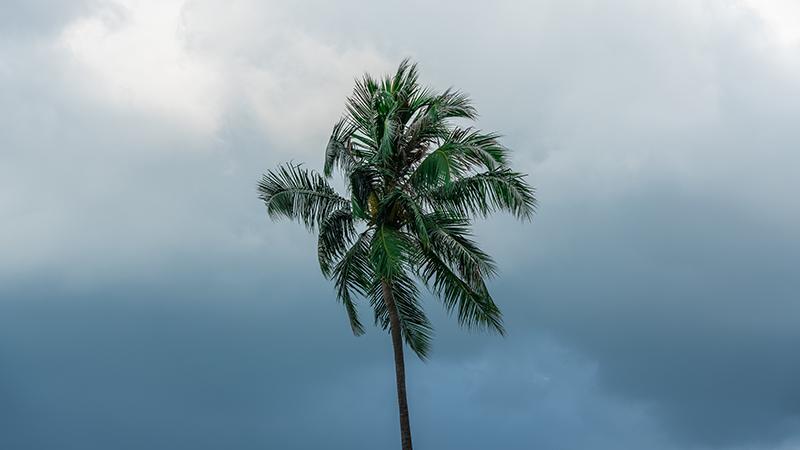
left=425, top=168, right=537, bottom=220
left=422, top=212, right=497, bottom=283
left=369, top=271, right=433, bottom=358
left=406, top=87, right=477, bottom=126
left=363, top=224, right=434, bottom=357
left=258, top=163, right=349, bottom=230
left=417, top=245, right=504, bottom=334
left=329, top=229, right=374, bottom=336
left=406, top=128, right=508, bottom=189
left=324, top=118, right=355, bottom=178
left=370, top=226, right=414, bottom=280
left=317, top=206, right=357, bottom=276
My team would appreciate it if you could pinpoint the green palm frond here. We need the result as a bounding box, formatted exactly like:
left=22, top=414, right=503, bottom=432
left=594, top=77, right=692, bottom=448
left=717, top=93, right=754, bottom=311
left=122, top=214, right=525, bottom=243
left=324, top=118, right=355, bottom=178
left=410, top=128, right=508, bottom=182
left=417, top=247, right=504, bottom=334
left=317, top=207, right=357, bottom=276
left=422, top=212, right=497, bottom=282
left=398, top=104, right=448, bottom=163
left=407, top=128, right=509, bottom=189
left=427, top=168, right=537, bottom=220
left=346, top=75, right=380, bottom=149
left=370, top=226, right=414, bottom=280
left=258, top=163, right=349, bottom=230
left=396, top=190, right=431, bottom=247
left=369, top=272, right=433, bottom=358
left=330, top=229, right=374, bottom=335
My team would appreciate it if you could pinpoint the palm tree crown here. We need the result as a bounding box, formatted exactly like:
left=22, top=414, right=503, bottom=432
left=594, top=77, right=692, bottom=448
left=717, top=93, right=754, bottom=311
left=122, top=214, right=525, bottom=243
left=258, top=59, right=536, bottom=359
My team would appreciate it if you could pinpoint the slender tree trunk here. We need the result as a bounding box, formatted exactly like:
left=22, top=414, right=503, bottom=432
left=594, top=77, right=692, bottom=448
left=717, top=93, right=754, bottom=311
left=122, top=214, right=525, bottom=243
left=381, top=279, right=413, bottom=450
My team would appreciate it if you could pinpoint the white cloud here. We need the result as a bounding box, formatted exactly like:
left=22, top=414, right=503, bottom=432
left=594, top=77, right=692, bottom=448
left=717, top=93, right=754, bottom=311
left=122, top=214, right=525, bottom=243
left=58, top=0, right=226, bottom=133
left=741, top=0, right=800, bottom=46
left=56, top=0, right=393, bottom=141
left=178, top=0, right=392, bottom=147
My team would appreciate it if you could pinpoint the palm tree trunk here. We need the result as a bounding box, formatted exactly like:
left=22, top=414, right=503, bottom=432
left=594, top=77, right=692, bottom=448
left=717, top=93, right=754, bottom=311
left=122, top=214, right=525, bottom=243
left=381, top=279, right=413, bottom=450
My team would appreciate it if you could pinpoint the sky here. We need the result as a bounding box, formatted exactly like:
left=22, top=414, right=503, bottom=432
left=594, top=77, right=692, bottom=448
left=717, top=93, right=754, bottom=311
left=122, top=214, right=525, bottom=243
left=1, top=0, right=799, bottom=448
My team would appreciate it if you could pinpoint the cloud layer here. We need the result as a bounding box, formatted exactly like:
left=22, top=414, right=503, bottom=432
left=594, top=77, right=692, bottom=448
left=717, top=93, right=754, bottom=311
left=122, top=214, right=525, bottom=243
left=1, top=1, right=799, bottom=449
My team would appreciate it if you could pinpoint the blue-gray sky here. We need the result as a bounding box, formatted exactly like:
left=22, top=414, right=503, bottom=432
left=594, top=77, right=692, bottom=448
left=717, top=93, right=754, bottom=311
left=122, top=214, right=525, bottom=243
left=1, top=1, right=799, bottom=449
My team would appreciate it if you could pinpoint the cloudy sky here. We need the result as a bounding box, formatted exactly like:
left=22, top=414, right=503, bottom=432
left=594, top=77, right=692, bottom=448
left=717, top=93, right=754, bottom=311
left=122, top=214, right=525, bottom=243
left=2, top=0, right=799, bottom=448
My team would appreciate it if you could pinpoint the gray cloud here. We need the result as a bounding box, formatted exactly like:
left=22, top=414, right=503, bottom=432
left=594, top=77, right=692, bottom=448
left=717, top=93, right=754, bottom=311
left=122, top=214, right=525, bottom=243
left=493, top=186, right=800, bottom=446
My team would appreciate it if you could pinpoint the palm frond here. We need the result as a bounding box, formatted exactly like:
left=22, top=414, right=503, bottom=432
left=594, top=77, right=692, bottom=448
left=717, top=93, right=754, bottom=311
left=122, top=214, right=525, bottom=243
left=258, top=163, right=348, bottom=230
left=325, top=118, right=356, bottom=177
left=425, top=168, right=537, bottom=220
left=369, top=273, right=433, bottom=358
left=409, top=128, right=510, bottom=187
left=346, top=74, right=380, bottom=149
left=422, top=212, right=497, bottom=283
left=398, top=90, right=477, bottom=167
left=370, top=226, right=414, bottom=280
left=410, top=88, right=477, bottom=122
left=417, top=247, right=504, bottom=334
left=376, top=188, right=430, bottom=247
left=329, top=228, right=374, bottom=335
left=318, top=207, right=357, bottom=276
left=398, top=106, right=449, bottom=163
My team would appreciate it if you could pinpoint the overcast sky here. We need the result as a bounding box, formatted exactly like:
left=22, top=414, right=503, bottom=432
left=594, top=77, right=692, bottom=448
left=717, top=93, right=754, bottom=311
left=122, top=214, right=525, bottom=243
left=1, top=0, right=799, bottom=449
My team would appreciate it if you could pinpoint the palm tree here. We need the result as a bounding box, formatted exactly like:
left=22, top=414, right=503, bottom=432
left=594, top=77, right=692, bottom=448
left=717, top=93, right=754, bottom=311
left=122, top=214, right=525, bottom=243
left=258, top=59, right=535, bottom=450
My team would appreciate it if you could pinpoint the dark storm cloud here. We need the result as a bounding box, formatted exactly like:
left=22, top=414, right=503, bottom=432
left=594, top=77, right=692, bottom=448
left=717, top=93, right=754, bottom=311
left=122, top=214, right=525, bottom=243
left=2, top=0, right=800, bottom=449
left=491, top=186, right=800, bottom=446
left=0, top=280, right=381, bottom=450
left=0, top=278, right=682, bottom=450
